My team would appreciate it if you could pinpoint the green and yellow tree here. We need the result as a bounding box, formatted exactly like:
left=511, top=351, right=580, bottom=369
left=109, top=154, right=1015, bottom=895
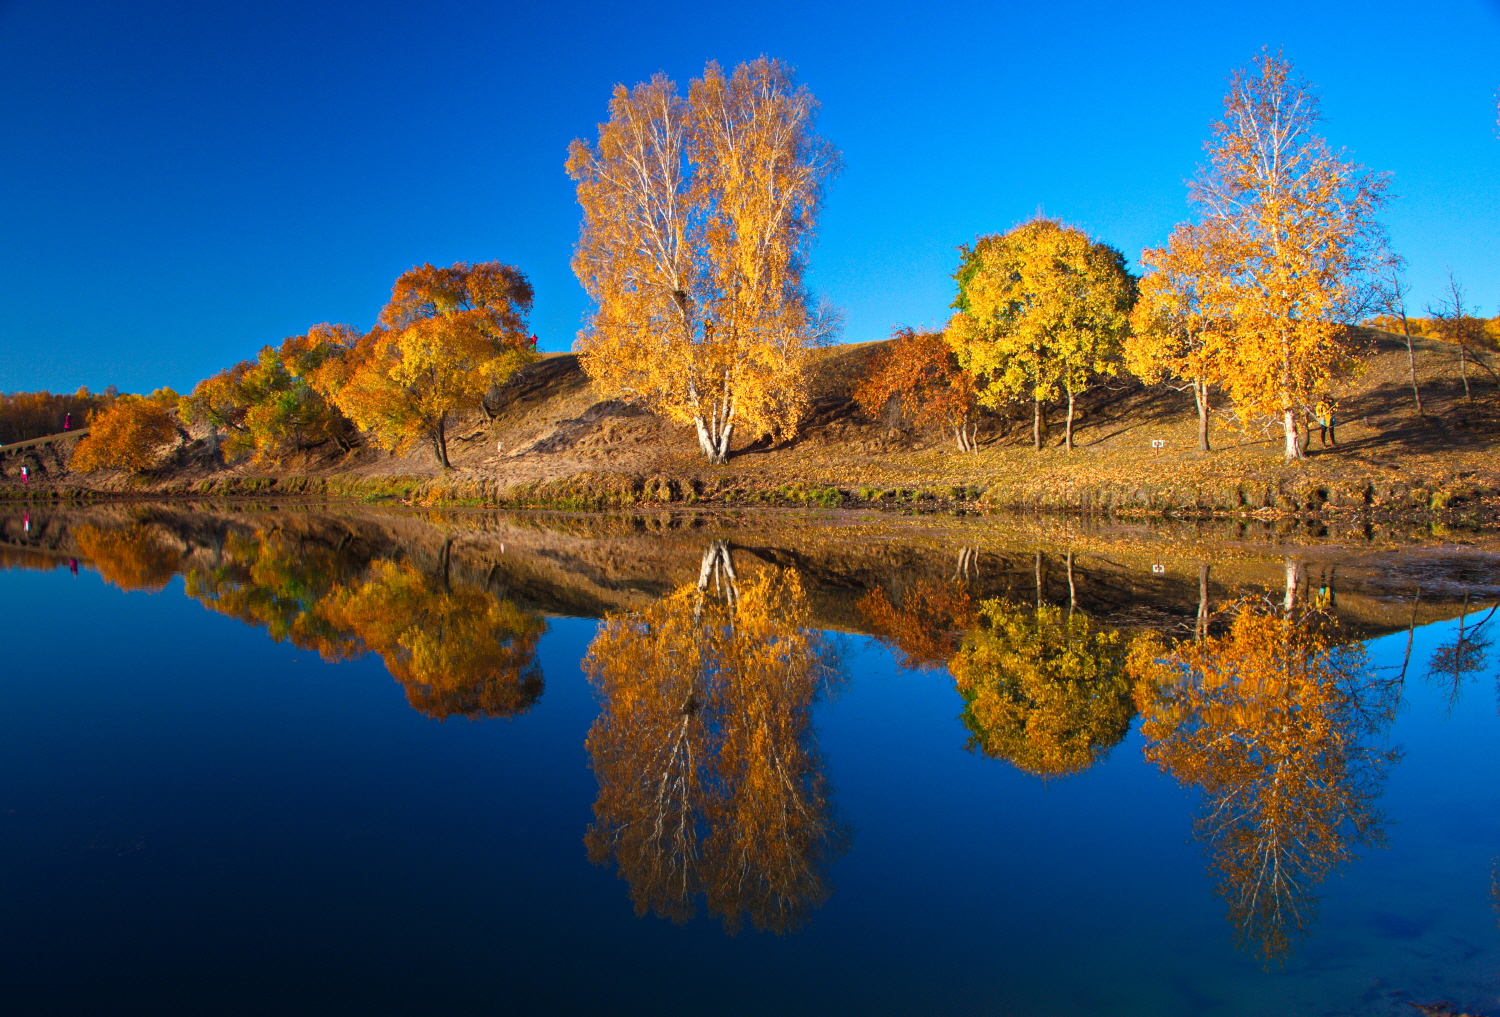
left=949, top=600, right=1133, bottom=776
left=948, top=219, right=1135, bottom=451
left=568, top=59, right=839, bottom=463
left=179, top=331, right=354, bottom=465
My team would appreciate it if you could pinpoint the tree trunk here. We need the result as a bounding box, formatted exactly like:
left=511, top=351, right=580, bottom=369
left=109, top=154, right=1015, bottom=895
left=434, top=412, right=451, bottom=468
left=1066, top=551, right=1075, bottom=616
left=1401, top=327, right=1424, bottom=417
left=1398, top=587, right=1420, bottom=683
left=1460, top=345, right=1472, bottom=404
left=1034, top=550, right=1043, bottom=608
left=1194, top=379, right=1211, bottom=452
left=1033, top=399, right=1045, bottom=451
left=1200, top=567, right=1212, bottom=645
left=1064, top=386, right=1076, bottom=452
left=1282, top=409, right=1303, bottom=461
left=1283, top=559, right=1300, bottom=614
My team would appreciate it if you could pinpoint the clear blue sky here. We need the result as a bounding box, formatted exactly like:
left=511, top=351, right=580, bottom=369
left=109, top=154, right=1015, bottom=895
left=2, top=0, right=1497, bottom=395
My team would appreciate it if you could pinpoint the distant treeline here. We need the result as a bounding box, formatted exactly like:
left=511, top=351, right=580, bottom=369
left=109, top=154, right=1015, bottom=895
left=0, top=388, right=116, bottom=445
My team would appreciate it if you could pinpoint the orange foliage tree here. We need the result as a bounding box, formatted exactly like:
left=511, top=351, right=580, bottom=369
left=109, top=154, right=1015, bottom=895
left=583, top=546, right=847, bottom=932
left=949, top=600, right=1133, bottom=777
left=70, top=390, right=181, bottom=473
left=1130, top=601, right=1396, bottom=959
left=1126, top=222, right=1231, bottom=451
left=318, top=263, right=537, bottom=467
left=568, top=59, right=840, bottom=463
left=853, top=327, right=980, bottom=452
left=1188, top=52, right=1389, bottom=460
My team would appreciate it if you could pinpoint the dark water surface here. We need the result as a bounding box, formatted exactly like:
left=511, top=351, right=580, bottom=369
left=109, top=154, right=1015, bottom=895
left=1, top=505, right=1498, bottom=1015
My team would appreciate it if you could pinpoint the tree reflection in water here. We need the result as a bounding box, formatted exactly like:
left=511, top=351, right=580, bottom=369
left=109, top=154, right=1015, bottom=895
left=583, top=541, right=849, bottom=934
left=951, top=600, right=1134, bottom=777
left=79, top=523, right=545, bottom=720
left=1130, top=600, right=1398, bottom=961
left=73, top=524, right=181, bottom=592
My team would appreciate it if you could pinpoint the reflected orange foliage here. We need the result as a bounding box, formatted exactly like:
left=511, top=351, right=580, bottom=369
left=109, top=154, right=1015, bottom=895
left=856, top=577, right=975, bottom=670
left=1130, top=601, right=1395, bottom=960
left=320, top=561, right=544, bottom=720
left=73, top=524, right=179, bottom=592
left=584, top=555, right=846, bottom=932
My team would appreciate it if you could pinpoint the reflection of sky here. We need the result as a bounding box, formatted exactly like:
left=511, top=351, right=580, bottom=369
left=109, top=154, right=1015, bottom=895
left=0, top=565, right=1496, bottom=1015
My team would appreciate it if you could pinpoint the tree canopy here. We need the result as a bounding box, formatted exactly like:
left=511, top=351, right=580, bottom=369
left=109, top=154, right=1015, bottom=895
left=568, top=58, right=839, bottom=463
left=947, top=219, right=1135, bottom=451
left=318, top=262, right=537, bottom=467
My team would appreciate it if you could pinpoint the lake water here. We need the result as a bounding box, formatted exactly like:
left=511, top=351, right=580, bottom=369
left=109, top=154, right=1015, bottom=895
left=1, top=504, right=1498, bottom=1016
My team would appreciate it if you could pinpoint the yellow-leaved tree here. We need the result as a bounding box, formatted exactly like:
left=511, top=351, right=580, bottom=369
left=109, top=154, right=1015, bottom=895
left=583, top=543, right=848, bottom=932
left=567, top=58, right=839, bottom=463
left=947, top=219, right=1135, bottom=451
left=318, top=262, right=537, bottom=467
left=1189, top=52, right=1389, bottom=460
left=1126, top=222, right=1232, bottom=452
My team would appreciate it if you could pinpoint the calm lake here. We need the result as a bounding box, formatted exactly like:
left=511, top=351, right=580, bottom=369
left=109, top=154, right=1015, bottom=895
left=2, top=504, right=1498, bottom=1016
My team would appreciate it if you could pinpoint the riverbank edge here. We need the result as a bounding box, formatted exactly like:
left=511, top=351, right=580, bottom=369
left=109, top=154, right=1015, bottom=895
left=3, top=466, right=1498, bottom=527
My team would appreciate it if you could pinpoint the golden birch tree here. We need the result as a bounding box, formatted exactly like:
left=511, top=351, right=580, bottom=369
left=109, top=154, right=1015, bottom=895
left=567, top=59, right=839, bottom=464
left=1126, top=221, right=1232, bottom=452
left=1189, top=52, right=1389, bottom=461
left=947, top=219, right=1134, bottom=451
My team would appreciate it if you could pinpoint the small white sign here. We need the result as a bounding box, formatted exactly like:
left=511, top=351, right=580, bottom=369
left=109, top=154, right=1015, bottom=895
left=1152, top=564, right=1165, bottom=573
left=1151, top=439, right=1166, bottom=449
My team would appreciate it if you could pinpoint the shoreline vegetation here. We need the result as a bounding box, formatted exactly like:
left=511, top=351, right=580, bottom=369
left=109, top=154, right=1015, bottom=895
left=4, top=54, right=1498, bottom=527
left=3, top=328, right=1499, bottom=526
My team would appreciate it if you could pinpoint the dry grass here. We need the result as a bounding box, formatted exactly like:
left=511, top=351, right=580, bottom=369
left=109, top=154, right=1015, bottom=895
left=6, top=333, right=1499, bottom=521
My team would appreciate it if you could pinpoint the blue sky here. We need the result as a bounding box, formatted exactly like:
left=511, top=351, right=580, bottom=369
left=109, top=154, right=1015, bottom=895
left=2, top=0, right=1497, bottom=395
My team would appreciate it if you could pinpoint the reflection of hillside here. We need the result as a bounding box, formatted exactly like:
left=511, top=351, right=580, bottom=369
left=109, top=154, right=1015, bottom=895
left=2, top=505, right=1496, bottom=644
left=1131, top=602, right=1397, bottom=960
left=584, top=545, right=848, bottom=933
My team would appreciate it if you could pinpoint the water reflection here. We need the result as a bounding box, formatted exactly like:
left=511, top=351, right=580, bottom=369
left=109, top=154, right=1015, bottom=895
left=8, top=505, right=1499, bottom=967
left=952, top=601, right=1133, bottom=777
left=83, top=520, right=546, bottom=720
left=1131, top=599, right=1398, bottom=961
left=583, top=541, right=849, bottom=933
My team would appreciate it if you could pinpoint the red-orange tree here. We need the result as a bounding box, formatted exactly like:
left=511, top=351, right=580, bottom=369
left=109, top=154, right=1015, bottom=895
left=853, top=327, right=979, bottom=452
